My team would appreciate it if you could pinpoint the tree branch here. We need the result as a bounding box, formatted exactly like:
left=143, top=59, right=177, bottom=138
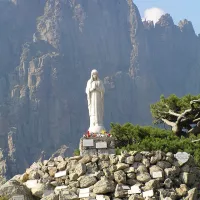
left=157, top=110, right=180, bottom=117
left=161, top=118, right=175, bottom=127
left=192, top=138, right=200, bottom=143
left=169, top=110, right=181, bottom=117
left=193, top=118, right=200, bottom=123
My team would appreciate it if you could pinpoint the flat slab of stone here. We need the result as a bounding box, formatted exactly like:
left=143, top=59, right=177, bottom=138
left=130, top=185, right=141, bottom=194
left=12, top=195, right=24, bottom=200
left=79, top=193, right=90, bottom=198
left=122, top=185, right=130, bottom=190
left=96, top=195, right=106, bottom=200
left=55, top=185, right=68, bottom=191
left=80, top=188, right=90, bottom=193
left=48, top=163, right=54, bottom=167
left=83, top=139, right=94, bottom=147
left=96, top=142, right=107, bottom=149
left=175, top=152, right=190, bottom=164
left=25, top=180, right=38, bottom=189
left=143, top=190, right=154, bottom=197
left=152, top=171, right=163, bottom=178
left=79, top=188, right=90, bottom=198
left=55, top=170, right=66, bottom=178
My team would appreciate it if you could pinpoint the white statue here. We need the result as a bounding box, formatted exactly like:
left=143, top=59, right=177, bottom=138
left=86, top=69, right=105, bottom=133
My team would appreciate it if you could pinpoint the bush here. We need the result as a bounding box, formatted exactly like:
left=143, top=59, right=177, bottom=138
left=0, top=197, right=8, bottom=200
left=110, top=123, right=200, bottom=165
left=73, top=149, right=80, bottom=156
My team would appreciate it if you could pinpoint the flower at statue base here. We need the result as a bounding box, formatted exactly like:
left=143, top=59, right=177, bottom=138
left=107, top=133, right=111, bottom=137
left=87, top=131, right=91, bottom=137
left=101, top=129, right=106, bottom=134
left=92, top=133, right=97, bottom=137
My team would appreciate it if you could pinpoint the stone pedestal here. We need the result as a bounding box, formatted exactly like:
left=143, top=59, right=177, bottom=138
left=79, top=137, right=116, bottom=156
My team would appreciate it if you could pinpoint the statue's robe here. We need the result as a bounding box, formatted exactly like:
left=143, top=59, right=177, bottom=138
left=86, top=78, right=105, bottom=128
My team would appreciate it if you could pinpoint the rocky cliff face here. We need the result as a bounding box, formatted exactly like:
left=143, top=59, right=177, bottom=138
left=0, top=0, right=200, bottom=178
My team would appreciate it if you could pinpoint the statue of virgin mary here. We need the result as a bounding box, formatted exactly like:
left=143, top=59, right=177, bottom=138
left=86, top=69, right=105, bottom=133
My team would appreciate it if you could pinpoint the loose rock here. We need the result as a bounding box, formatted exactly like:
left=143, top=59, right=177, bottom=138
left=75, top=163, right=86, bottom=176
left=93, top=179, right=115, bottom=194
left=136, top=172, right=151, bottom=183
left=79, top=175, right=97, bottom=188
left=114, top=170, right=126, bottom=184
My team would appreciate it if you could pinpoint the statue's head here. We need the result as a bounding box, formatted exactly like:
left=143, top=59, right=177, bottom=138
left=91, top=69, right=98, bottom=81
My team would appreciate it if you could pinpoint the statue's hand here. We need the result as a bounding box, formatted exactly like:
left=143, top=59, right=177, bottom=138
left=90, top=86, right=96, bottom=91
left=90, top=87, right=94, bottom=92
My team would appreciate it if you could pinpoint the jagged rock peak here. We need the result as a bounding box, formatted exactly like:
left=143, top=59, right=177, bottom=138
left=156, top=13, right=174, bottom=27
left=178, top=19, right=195, bottom=34
left=143, top=20, right=154, bottom=30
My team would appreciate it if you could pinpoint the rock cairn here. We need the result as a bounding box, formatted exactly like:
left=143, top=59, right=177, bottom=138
left=0, top=151, right=200, bottom=200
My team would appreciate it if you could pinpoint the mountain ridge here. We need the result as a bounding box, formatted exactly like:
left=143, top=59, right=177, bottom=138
left=0, top=0, right=199, bottom=178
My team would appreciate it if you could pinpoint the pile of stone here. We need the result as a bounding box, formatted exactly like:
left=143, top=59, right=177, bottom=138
left=0, top=151, right=200, bottom=200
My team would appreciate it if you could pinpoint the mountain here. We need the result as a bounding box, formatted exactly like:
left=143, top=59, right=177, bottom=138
left=0, top=0, right=199, bottom=179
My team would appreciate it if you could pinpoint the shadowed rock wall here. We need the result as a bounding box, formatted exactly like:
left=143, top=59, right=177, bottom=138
left=0, top=0, right=199, bottom=177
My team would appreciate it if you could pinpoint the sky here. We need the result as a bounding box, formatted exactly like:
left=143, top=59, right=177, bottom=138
left=133, top=0, right=200, bottom=34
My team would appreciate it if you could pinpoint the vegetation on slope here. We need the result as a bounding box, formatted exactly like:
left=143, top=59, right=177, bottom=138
left=111, top=122, right=200, bottom=165
left=111, top=94, right=200, bottom=165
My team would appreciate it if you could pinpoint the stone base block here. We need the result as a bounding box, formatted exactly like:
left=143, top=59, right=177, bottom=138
left=98, top=149, right=115, bottom=155
left=81, top=149, right=98, bottom=156
left=79, top=137, right=116, bottom=156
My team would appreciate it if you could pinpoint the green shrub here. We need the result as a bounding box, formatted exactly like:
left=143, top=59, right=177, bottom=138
left=115, top=147, right=121, bottom=155
left=111, top=123, right=200, bottom=165
left=0, top=197, right=8, bottom=200
left=73, top=149, right=80, bottom=156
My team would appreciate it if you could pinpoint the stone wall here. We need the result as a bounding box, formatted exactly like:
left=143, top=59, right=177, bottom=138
left=0, top=151, right=199, bottom=200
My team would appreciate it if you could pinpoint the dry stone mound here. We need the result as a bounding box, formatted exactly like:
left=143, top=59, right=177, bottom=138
left=0, top=151, right=199, bottom=200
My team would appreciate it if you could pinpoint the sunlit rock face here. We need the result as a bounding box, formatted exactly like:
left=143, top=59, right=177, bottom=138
left=0, top=0, right=199, bottom=179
